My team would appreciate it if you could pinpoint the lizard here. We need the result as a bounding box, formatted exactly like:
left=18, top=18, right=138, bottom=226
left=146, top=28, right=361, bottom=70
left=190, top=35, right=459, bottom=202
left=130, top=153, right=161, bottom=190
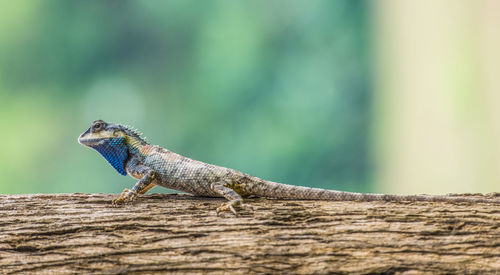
left=78, top=120, right=500, bottom=215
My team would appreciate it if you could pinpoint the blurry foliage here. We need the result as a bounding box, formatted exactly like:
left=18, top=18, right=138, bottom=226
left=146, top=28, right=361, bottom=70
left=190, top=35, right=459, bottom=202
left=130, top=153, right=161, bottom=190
left=0, top=0, right=372, bottom=194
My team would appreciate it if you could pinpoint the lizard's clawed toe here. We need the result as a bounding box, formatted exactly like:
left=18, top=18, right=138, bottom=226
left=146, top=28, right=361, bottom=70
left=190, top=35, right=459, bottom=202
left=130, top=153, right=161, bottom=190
left=216, top=204, right=237, bottom=216
left=112, top=189, right=137, bottom=205
left=216, top=199, right=245, bottom=217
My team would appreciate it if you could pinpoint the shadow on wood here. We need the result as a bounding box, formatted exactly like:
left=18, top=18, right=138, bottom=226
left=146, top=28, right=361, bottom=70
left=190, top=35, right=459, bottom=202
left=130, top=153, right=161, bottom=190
left=0, top=193, right=499, bottom=274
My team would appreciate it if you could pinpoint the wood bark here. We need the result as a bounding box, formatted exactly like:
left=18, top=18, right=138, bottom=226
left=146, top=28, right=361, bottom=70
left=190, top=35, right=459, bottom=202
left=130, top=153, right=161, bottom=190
left=0, top=193, right=499, bottom=274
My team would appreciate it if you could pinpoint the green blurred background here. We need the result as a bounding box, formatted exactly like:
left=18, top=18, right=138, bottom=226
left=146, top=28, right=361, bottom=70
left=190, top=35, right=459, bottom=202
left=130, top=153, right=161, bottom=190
left=1, top=0, right=499, bottom=195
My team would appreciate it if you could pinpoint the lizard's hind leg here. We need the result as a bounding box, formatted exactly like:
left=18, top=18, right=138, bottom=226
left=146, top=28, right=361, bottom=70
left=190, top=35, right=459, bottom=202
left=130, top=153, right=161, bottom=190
left=210, top=181, right=244, bottom=216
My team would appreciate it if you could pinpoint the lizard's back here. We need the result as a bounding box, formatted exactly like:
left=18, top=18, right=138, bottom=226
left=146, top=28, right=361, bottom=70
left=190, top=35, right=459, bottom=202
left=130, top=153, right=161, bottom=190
left=141, top=145, right=255, bottom=197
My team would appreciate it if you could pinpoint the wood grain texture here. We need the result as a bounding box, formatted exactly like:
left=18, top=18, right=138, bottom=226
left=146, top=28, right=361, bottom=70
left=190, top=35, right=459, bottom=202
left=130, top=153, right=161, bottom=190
left=0, top=193, right=499, bottom=274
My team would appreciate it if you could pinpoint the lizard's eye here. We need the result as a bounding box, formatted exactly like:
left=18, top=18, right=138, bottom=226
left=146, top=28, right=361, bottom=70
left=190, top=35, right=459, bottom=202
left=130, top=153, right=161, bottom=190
left=92, top=123, right=103, bottom=131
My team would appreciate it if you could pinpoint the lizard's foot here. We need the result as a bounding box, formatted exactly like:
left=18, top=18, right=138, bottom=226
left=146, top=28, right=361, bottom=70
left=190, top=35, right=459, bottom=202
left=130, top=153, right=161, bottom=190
left=112, top=189, right=137, bottom=205
left=216, top=199, right=245, bottom=216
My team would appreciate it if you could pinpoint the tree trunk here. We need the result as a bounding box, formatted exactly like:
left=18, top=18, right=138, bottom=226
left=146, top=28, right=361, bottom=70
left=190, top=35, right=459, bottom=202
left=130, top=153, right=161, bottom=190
left=0, top=193, right=499, bottom=274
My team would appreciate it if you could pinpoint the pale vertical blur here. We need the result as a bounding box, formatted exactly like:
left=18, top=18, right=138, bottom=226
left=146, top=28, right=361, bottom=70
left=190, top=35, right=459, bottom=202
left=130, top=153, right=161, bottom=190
left=373, top=0, right=500, bottom=194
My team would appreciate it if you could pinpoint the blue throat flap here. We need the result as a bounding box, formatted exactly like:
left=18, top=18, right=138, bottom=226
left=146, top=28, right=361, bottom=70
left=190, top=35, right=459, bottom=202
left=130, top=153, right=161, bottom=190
left=93, top=137, right=129, bottom=176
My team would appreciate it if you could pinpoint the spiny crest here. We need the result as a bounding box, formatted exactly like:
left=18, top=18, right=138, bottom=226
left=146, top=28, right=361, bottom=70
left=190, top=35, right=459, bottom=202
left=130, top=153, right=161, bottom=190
left=121, top=123, right=148, bottom=144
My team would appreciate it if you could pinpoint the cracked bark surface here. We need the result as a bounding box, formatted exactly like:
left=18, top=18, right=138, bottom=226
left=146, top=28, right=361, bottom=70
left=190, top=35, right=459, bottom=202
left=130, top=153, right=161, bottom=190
left=0, top=193, right=499, bottom=274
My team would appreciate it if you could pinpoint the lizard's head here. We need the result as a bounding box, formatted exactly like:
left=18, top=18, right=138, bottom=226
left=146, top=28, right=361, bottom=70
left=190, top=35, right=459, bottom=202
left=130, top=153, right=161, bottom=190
left=78, top=120, right=147, bottom=176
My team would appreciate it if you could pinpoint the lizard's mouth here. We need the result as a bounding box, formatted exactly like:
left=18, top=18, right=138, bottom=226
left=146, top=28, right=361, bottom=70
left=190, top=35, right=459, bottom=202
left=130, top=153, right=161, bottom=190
left=78, top=136, right=108, bottom=147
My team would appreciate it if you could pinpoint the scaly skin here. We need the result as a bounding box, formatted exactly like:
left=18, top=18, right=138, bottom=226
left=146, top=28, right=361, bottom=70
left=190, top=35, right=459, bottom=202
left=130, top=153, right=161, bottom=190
left=79, top=120, right=500, bottom=215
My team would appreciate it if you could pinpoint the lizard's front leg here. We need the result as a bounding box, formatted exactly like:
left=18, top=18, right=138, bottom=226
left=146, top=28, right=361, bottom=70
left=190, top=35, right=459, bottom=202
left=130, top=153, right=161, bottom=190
left=115, top=183, right=156, bottom=200
left=112, top=161, right=157, bottom=205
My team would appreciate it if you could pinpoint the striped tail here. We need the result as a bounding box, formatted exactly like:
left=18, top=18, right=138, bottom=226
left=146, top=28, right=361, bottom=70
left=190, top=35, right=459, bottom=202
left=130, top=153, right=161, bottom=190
left=249, top=180, right=500, bottom=204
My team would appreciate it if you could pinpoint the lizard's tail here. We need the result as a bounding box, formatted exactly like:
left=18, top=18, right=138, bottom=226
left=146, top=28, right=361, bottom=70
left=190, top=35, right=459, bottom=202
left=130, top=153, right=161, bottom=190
left=251, top=180, right=500, bottom=204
